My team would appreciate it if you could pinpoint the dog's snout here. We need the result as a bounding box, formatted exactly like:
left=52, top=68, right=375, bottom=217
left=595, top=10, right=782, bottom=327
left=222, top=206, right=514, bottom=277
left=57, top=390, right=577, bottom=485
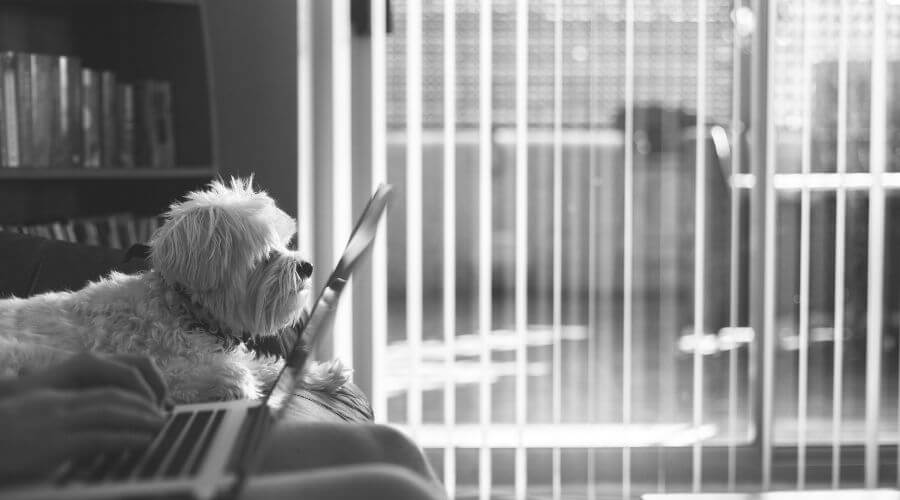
left=296, top=261, right=313, bottom=278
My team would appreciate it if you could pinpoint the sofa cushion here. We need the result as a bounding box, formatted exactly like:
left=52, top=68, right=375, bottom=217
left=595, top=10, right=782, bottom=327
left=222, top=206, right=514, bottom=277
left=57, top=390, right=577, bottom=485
left=0, top=231, right=150, bottom=298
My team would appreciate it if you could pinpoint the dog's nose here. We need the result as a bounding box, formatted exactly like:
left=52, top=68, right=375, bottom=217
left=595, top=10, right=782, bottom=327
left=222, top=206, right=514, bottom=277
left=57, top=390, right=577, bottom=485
left=296, top=261, right=313, bottom=278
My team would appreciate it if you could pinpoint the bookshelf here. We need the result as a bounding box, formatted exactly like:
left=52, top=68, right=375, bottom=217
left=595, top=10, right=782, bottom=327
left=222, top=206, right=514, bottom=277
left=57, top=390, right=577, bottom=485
left=0, top=166, right=215, bottom=180
left=0, top=0, right=217, bottom=226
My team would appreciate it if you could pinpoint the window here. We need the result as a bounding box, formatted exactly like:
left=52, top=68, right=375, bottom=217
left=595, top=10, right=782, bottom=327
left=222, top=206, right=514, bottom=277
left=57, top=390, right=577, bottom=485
left=299, top=0, right=900, bottom=496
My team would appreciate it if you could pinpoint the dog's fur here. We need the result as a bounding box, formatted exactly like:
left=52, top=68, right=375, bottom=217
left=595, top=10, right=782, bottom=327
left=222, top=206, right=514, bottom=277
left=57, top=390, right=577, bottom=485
left=0, top=178, right=348, bottom=403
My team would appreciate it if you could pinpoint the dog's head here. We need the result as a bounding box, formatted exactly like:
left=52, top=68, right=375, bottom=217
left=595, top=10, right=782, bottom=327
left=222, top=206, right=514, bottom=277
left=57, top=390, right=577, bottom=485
left=150, top=177, right=312, bottom=342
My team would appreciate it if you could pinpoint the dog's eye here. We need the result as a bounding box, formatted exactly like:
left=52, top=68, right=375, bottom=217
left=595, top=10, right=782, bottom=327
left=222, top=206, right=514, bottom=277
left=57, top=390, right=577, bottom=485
left=286, top=236, right=298, bottom=251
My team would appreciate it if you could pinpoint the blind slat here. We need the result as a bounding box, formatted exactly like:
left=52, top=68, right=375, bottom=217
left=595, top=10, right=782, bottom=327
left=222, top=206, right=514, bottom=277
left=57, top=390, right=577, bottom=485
left=865, top=0, right=887, bottom=488
left=623, top=0, right=635, bottom=497
left=761, top=0, right=778, bottom=488
left=442, top=0, right=457, bottom=496
left=478, top=1, right=493, bottom=499
left=797, top=0, right=813, bottom=489
left=331, top=0, right=353, bottom=367
left=552, top=0, right=563, bottom=498
left=692, top=0, right=708, bottom=491
left=831, top=0, right=849, bottom=487
left=515, top=0, right=529, bottom=498
left=370, top=0, right=388, bottom=427
left=727, top=0, right=744, bottom=491
left=405, top=0, right=423, bottom=441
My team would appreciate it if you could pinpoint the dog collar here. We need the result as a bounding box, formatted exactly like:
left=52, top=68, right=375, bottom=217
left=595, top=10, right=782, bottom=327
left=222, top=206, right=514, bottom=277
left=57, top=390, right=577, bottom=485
left=163, top=275, right=293, bottom=359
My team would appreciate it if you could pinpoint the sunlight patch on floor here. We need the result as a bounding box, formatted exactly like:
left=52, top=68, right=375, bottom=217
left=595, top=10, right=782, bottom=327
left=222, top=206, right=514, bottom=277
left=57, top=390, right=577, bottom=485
left=383, top=326, right=588, bottom=395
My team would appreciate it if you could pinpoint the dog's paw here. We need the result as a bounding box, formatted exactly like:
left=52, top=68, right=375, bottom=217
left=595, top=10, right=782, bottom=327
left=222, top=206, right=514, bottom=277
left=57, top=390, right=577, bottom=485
left=177, top=381, right=251, bottom=403
left=206, top=383, right=252, bottom=401
left=299, top=359, right=351, bottom=394
left=167, top=366, right=260, bottom=403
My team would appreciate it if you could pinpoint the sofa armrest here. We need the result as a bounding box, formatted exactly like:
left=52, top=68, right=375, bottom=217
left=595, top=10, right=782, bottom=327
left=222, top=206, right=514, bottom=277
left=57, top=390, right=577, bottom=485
left=0, top=231, right=148, bottom=298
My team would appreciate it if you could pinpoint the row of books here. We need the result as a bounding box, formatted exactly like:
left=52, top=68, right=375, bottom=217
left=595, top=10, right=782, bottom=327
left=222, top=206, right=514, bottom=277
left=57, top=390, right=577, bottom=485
left=0, top=213, right=164, bottom=249
left=0, top=52, right=176, bottom=169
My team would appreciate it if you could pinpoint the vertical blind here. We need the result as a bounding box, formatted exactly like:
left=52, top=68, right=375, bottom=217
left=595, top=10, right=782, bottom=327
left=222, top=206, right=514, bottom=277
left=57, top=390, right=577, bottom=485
left=298, top=0, right=900, bottom=497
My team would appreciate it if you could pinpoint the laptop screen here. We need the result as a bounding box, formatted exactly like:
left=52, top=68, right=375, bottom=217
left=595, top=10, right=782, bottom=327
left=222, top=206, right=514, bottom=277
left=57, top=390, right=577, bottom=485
left=226, top=183, right=392, bottom=498
left=263, top=183, right=393, bottom=415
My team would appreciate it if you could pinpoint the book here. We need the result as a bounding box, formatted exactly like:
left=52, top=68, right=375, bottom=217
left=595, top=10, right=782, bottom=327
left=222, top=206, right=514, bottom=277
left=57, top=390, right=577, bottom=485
left=34, top=55, right=53, bottom=166
left=94, top=216, right=111, bottom=247
left=1, top=53, right=18, bottom=167
left=0, top=95, right=4, bottom=167
left=136, top=216, right=152, bottom=243
left=81, top=68, right=101, bottom=168
left=0, top=53, right=10, bottom=167
left=105, top=214, right=122, bottom=248
left=135, top=80, right=176, bottom=168
left=50, top=221, right=66, bottom=241
left=31, top=54, right=56, bottom=167
left=71, top=219, right=86, bottom=242
left=100, top=71, right=116, bottom=167
left=66, top=57, right=83, bottom=166
left=134, top=81, right=152, bottom=167
left=55, top=55, right=82, bottom=167
left=15, top=53, right=33, bottom=167
left=117, top=83, right=135, bottom=167
left=83, top=220, right=100, bottom=246
left=64, top=220, right=77, bottom=242
left=34, top=224, right=52, bottom=239
left=123, top=215, right=139, bottom=247
left=152, top=81, right=176, bottom=167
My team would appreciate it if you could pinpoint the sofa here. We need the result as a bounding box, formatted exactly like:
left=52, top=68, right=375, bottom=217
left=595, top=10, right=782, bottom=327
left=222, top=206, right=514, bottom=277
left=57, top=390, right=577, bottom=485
left=0, top=230, right=372, bottom=423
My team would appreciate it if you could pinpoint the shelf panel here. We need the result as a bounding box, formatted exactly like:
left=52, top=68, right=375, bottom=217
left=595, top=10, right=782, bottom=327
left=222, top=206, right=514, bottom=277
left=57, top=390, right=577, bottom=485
left=0, top=167, right=216, bottom=180
left=0, top=0, right=200, bottom=6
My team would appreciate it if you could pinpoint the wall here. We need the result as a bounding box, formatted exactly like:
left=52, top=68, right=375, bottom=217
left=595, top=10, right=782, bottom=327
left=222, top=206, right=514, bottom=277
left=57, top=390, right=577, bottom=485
left=204, top=0, right=298, bottom=216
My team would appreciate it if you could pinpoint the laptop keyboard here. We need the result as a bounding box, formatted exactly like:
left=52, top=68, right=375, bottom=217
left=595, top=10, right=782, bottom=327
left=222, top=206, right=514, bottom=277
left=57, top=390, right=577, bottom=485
left=56, top=409, right=227, bottom=485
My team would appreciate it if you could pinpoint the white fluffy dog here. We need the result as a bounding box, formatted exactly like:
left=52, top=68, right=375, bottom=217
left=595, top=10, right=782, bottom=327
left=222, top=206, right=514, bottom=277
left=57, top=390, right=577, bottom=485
left=0, top=178, right=348, bottom=403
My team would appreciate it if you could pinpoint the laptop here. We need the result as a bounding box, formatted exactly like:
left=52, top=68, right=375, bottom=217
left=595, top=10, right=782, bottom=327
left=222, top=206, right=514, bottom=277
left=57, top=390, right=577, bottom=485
left=1, top=183, right=393, bottom=500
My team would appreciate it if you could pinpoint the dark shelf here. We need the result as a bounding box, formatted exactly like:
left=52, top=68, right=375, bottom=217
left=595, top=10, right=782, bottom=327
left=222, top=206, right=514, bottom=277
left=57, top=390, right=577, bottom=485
left=0, top=0, right=200, bottom=6
left=0, top=167, right=216, bottom=180
left=0, top=0, right=217, bottom=226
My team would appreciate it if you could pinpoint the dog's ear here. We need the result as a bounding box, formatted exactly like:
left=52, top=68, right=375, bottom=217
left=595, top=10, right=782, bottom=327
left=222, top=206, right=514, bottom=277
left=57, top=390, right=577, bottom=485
left=150, top=204, right=261, bottom=291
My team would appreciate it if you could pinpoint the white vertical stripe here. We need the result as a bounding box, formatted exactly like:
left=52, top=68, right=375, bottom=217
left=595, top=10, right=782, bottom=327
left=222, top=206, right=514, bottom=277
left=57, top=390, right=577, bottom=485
left=443, top=0, right=457, bottom=497
left=406, top=0, right=423, bottom=440
left=479, top=1, right=493, bottom=499
left=831, top=0, right=848, bottom=487
left=297, top=0, right=314, bottom=261
left=587, top=1, right=598, bottom=499
left=514, top=0, right=528, bottom=499
left=370, top=0, right=389, bottom=426
left=692, top=0, right=707, bottom=492
left=552, top=0, right=563, bottom=499
left=761, top=0, right=778, bottom=488
left=623, top=0, right=635, bottom=498
left=727, top=0, right=743, bottom=491
left=865, top=0, right=887, bottom=488
left=797, top=0, right=812, bottom=489
left=658, top=0, right=673, bottom=494
left=332, top=0, right=353, bottom=368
